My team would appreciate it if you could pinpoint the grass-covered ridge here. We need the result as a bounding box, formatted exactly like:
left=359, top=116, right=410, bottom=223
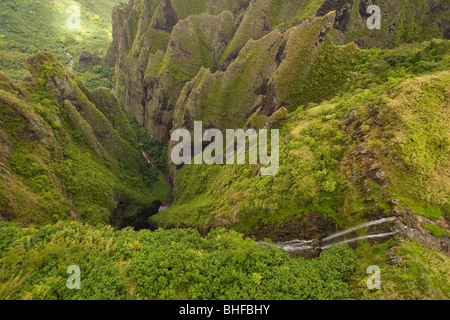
left=0, top=52, right=169, bottom=227
left=153, top=39, right=450, bottom=233
left=351, top=239, right=450, bottom=299
left=110, top=0, right=449, bottom=148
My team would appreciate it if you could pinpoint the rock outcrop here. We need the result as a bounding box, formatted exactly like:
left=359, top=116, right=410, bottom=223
left=106, top=0, right=449, bottom=252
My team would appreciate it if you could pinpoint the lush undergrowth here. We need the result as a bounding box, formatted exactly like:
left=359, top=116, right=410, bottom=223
left=2, top=221, right=447, bottom=300
left=351, top=239, right=450, bottom=300
left=128, top=116, right=170, bottom=175
left=0, top=0, right=448, bottom=301
left=0, top=0, right=125, bottom=89
left=0, top=221, right=358, bottom=300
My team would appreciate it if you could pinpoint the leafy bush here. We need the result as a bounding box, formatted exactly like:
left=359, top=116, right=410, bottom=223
left=0, top=222, right=358, bottom=300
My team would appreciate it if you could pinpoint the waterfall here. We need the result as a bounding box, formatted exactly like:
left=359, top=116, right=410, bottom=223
left=322, top=217, right=397, bottom=243
left=257, top=216, right=399, bottom=255
left=321, top=231, right=399, bottom=250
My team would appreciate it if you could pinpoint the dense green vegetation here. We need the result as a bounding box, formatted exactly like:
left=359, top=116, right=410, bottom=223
left=351, top=239, right=450, bottom=300
left=0, top=52, right=169, bottom=226
left=0, top=0, right=125, bottom=88
left=128, top=116, right=170, bottom=175
left=0, top=221, right=358, bottom=300
left=2, top=221, right=447, bottom=300
left=154, top=39, right=450, bottom=232
left=0, top=0, right=449, bottom=301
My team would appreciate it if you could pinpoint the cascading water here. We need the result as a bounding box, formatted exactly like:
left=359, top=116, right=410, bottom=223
left=257, top=217, right=399, bottom=255
left=321, top=231, right=399, bottom=249
left=257, top=239, right=317, bottom=253
left=322, top=217, right=397, bottom=243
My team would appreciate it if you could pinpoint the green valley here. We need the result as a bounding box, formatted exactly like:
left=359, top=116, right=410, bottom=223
left=0, top=0, right=449, bottom=302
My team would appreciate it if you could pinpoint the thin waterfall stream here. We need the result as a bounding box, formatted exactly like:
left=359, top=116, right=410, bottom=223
left=257, top=217, right=400, bottom=255
left=322, top=217, right=397, bottom=243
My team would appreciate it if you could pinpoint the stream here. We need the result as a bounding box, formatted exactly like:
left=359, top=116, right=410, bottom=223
left=63, top=47, right=74, bottom=72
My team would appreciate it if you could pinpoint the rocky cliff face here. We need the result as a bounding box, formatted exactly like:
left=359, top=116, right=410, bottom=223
left=107, top=0, right=252, bottom=141
left=108, top=0, right=449, bottom=144
left=318, top=0, right=450, bottom=47
left=172, top=11, right=358, bottom=134
left=106, top=0, right=449, bottom=249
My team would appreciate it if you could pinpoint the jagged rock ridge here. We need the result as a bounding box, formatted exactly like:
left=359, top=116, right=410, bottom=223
left=107, top=0, right=449, bottom=144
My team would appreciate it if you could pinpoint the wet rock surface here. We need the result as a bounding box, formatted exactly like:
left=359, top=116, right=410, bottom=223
left=248, top=211, right=338, bottom=243
left=258, top=210, right=450, bottom=259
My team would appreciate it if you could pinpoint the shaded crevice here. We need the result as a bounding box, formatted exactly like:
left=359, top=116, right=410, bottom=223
left=153, top=0, right=179, bottom=33
left=111, top=199, right=162, bottom=231
left=219, top=47, right=241, bottom=71
left=275, top=41, right=287, bottom=66
left=142, top=85, right=148, bottom=125
left=316, top=0, right=353, bottom=33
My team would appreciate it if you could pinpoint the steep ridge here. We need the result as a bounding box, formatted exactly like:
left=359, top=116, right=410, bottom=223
left=154, top=66, right=450, bottom=252
left=108, top=0, right=449, bottom=143
left=170, top=10, right=367, bottom=160
left=144, top=10, right=237, bottom=140
left=0, top=52, right=169, bottom=227
left=107, top=0, right=253, bottom=141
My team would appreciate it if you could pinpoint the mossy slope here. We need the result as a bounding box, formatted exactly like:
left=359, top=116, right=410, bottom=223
left=0, top=52, right=168, bottom=227
left=153, top=41, right=450, bottom=242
